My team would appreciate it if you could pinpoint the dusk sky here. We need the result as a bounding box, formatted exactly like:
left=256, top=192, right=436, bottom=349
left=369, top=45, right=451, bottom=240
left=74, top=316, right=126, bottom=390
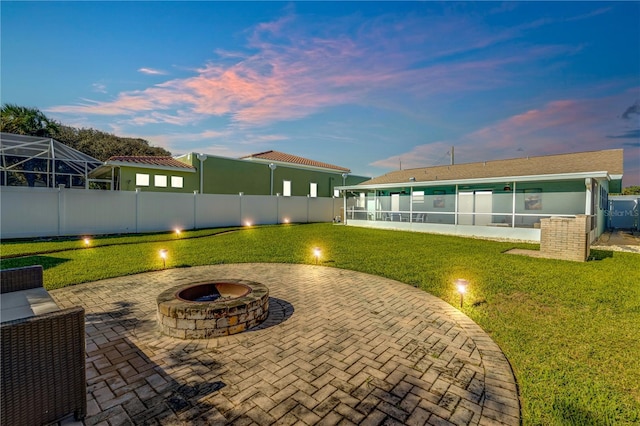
left=2, top=2, right=639, bottom=185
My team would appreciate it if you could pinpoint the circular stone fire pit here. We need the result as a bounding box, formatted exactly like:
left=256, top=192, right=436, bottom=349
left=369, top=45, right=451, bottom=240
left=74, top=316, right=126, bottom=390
left=156, top=279, right=269, bottom=339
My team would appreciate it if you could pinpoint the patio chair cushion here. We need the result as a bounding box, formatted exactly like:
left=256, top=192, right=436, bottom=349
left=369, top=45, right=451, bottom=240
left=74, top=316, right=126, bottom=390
left=0, top=287, right=60, bottom=323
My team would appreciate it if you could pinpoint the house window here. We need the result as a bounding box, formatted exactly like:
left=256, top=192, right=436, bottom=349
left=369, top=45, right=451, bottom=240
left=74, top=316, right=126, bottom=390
left=412, top=191, right=424, bottom=203
left=136, top=173, right=149, bottom=186
left=310, top=182, right=317, bottom=198
left=154, top=175, right=167, bottom=187
left=283, top=180, right=291, bottom=196
left=171, top=176, right=184, bottom=188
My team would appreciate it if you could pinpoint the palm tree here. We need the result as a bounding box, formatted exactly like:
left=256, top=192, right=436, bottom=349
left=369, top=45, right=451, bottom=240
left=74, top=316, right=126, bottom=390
left=0, top=103, right=60, bottom=137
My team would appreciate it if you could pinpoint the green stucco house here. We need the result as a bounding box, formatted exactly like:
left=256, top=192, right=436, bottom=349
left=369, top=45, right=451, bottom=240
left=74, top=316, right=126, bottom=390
left=89, top=150, right=368, bottom=197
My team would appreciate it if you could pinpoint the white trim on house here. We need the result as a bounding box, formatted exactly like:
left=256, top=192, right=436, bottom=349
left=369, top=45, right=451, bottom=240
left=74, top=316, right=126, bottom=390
left=102, top=161, right=196, bottom=173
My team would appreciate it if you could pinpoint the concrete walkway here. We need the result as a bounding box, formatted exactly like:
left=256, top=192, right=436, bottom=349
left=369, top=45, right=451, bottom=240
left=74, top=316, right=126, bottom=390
left=51, top=264, right=519, bottom=426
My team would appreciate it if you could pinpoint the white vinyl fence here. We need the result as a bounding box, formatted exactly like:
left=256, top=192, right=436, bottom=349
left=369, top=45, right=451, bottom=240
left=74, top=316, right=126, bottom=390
left=0, top=186, right=342, bottom=239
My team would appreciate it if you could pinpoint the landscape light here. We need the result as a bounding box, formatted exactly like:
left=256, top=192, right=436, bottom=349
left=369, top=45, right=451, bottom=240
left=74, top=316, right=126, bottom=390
left=83, top=238, right=90, bottom=247
left=313, top=247, right=321, bottom=265
left=245, top=221, right=252, bottom=227
left=175, top=228, right=181, bottom=237
left=159, top=249, right=168, bottom=269
left=455, top=278, right=469, bottom=308
left=283, top=218, right=290, bottom=224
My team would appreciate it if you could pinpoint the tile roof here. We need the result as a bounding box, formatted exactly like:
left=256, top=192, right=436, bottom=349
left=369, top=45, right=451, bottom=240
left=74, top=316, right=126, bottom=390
left=241, top=150, right=350, bottom=172
left=360, top=149, right=624, bottom=185
left=106, top=156, right=195, bottom=169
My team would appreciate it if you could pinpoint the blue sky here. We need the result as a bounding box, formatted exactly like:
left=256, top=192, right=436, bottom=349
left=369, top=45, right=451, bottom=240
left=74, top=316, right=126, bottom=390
left=2, top=2, right=639, bottom=185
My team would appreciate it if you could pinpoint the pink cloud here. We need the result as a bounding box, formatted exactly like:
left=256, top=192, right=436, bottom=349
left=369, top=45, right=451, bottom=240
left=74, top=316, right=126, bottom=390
left=49, top=10, right=579, bottom=129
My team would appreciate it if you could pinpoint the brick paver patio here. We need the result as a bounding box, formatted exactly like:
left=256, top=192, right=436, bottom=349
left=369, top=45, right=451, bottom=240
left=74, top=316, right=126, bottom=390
left=51, top=263, right=519, bottom=426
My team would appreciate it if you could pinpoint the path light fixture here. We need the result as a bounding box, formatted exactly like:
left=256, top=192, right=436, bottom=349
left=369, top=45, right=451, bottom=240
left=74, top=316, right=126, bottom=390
left=455, top=278, right=469, bottom=308
left=313, top=247, right=321, bottom=265
left=283, top=218, right=290, bottom=224
left=83, top=238, right=90, bottom=247
left=175, top=228, right=182, bottom=237
left=159, top=249, right=168, bottom=269
left=245, top=221, right=252, bottom=227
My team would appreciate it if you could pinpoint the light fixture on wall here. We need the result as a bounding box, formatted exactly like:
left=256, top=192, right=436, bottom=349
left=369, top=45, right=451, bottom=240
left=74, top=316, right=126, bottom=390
left=503, top=184, right=512, bottom=191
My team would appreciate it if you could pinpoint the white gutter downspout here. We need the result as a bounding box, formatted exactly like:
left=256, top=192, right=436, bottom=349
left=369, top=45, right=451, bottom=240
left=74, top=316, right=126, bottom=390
left=197, top=154, right=207, bottom=194
left=269, top=163, right=277, bottom=195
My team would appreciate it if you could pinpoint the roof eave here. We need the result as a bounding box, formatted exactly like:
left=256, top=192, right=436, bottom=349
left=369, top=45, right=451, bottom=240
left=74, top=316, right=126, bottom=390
left=103, top=160, right=196, bottom=173
left=243, top=157, right=350, bottom=174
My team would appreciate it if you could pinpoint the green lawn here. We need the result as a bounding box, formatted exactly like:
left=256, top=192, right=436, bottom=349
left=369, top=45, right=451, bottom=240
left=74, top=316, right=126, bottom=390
left=1, top=223, right=638, bottom=425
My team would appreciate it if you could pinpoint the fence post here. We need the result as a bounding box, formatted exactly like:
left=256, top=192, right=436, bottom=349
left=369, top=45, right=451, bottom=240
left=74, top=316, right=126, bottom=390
left=135, top=188, right=140, bottom=233
left=193, top=190, right=198, bottom=230
left=57, top=184, right=65, bottom=236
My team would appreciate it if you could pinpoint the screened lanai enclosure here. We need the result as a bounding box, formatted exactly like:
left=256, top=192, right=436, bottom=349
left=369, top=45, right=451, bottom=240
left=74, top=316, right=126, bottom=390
left=339, top=176, right=607, bottom=242
left=337, top=149, right=624, bottom=242
left=0, top=133, right=102, bottom=189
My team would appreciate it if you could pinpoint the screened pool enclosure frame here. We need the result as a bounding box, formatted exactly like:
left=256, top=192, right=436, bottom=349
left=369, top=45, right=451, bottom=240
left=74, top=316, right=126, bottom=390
left=0, top=133, right=102, bottom=189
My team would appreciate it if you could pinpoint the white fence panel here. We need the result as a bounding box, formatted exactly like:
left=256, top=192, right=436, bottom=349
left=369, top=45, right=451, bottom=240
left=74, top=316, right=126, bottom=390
left=278, top=197, right=309, bottom=223
left=241, top=196, right=277, bottom=225
left=196, top=194, right=241, bottom=228
left=0, top=187, right=340, bottom=239
left=308, top=198, right=338, bottom=223
left=1, top=187, right=59, bottom=238
left=61, top=189, right=136, bottom=235
left=137, top=191, right=197, bottom=233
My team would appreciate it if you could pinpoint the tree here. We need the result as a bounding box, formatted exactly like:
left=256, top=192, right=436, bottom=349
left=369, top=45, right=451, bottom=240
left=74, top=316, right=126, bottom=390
left=54, top=125, right=171, bottom=161
left=0, top=103, right=60, bottom=137
left=1, top=104, right=171, bottom=161
left=622, top=186, right=640, bottom=195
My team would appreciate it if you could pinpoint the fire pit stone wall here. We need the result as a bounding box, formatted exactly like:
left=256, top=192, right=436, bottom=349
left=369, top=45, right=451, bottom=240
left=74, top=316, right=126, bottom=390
left=157, top=279, right=269, bottom=339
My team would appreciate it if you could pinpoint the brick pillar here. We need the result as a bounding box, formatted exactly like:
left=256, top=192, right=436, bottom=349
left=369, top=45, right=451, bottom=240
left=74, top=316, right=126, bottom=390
left=540, top=215, right=590, bottom=262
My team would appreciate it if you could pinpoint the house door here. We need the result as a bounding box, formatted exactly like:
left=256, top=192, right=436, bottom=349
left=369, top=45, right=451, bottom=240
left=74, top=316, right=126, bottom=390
left=458, top=191, right=493, bottom=225
left=391, top=193, right=400, bottom=211
left=458, top=192, right=474, bottom=225
left=474, top=191, right=493, bottom=226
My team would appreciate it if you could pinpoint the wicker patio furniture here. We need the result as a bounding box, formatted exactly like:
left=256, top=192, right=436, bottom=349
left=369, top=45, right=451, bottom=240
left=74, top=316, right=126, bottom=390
left=1, top=265, right=86, bottom=426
